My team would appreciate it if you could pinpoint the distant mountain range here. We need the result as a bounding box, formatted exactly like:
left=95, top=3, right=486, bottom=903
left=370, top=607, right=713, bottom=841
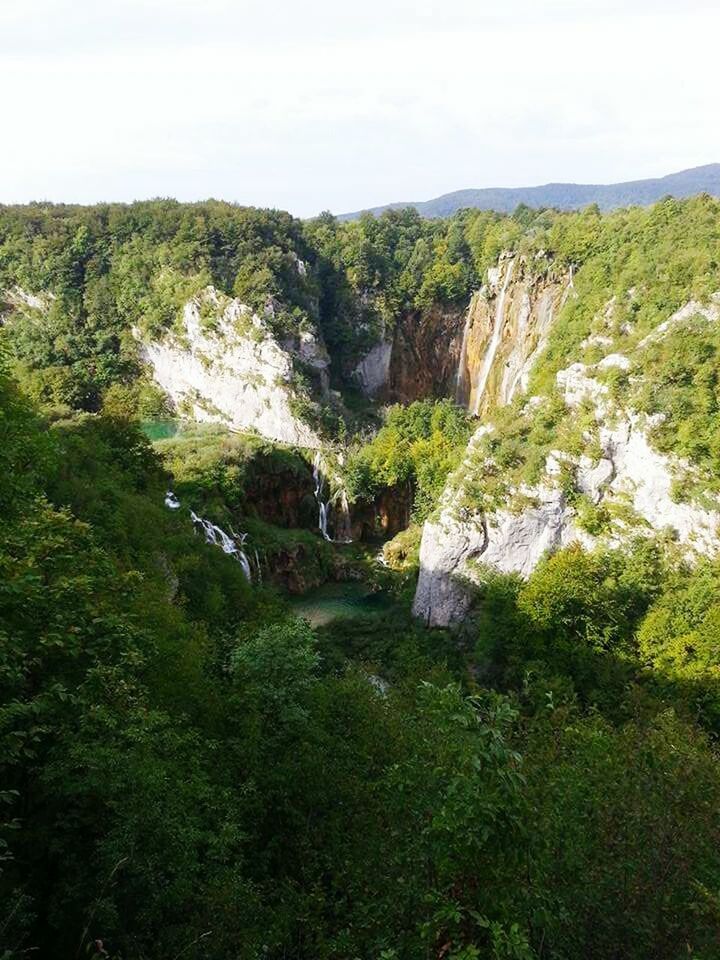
left=339, top=163, right=720, bottom=220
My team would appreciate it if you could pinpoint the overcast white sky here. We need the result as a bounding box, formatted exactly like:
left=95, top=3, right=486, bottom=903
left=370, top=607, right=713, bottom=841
left=2, top=0, right=719, bottom=217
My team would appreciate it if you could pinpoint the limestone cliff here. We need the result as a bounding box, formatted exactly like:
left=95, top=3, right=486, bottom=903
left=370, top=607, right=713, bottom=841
left=384, top=306, right=466, bottom=402
left=352, top=305, right=466, bottom=402
left=413, top=292, right=720, bottom=628
left=455, top=253, right=571, bottom=415
left=139, top=287, right=327, bottom=449
left=351, top=253, right=570, bottom=411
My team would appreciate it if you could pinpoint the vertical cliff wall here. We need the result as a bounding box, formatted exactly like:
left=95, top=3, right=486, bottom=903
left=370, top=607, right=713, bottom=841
left=384, top=306, right=466, bottom=402
left=413, top=291, right=720, bottom=628
left=455, top=253, right=571, bottom=415
left=351, top=253, right=570, bottom=412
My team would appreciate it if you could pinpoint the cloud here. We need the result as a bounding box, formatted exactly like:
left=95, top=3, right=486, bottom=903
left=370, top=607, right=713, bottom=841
left=1, top=0, right=719, bottom=215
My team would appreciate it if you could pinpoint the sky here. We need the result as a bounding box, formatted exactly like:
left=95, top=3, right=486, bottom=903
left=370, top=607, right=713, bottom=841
left=2, top=0, right=719, bottom=217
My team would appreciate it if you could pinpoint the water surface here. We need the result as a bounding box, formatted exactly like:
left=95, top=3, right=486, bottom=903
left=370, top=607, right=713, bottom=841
left=140, top=419, right=185, bottom=442
left=290, top=581, right=392, bottom=627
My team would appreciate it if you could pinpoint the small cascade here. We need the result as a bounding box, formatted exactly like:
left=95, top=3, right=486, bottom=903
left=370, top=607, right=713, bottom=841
left=472, top=257, right=515, bottom=416
left=313, top=453, right=332, bottom=541
left=164, top=490, right=253, bottom=582
left=312, top=452, right=353, bottom=544
left=189, top=510, right=253, bottom=582
left=230, top=528, right=254, bottom=583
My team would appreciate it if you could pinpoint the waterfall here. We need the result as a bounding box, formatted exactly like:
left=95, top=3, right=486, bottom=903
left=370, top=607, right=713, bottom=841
left=164, top=490, right=253, bottom=582
left=189, top=510, right=253, bottom=582
left=313, top=453, right=332, bottom=541
left=312, top=453, right=352, bottom=543
left=472, top=258, right=515, bottom=416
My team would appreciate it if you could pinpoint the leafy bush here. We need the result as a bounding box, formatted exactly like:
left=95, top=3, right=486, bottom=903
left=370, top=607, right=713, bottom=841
left=346, top=399, right=472, bottom=521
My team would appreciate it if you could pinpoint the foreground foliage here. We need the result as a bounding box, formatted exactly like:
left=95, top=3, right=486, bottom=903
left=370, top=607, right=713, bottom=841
left=2, top=353, right=720, bottom=960
left=4, top=193, right=720, bottom=957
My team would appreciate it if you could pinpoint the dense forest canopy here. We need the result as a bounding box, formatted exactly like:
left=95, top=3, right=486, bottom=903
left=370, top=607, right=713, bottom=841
left=3, top=195, right=720, bottom=958
left=3, top=194, right=720, bottom=427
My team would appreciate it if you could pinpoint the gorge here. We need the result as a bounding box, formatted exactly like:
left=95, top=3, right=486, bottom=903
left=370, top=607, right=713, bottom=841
left=134, top=231, right=720, bottom=631
left=6, top=195, right=720, bottom=960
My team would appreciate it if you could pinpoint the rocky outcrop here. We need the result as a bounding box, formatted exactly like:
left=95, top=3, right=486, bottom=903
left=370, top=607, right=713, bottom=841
left=1, top=286, right=55, bottom=332
left=1, top=286, right=54, bottom=315
left=139, top=287, right=327, bottom=449
left=412, top=472, right=587, bottom=626
left=414, top=321, right=720, bottom=627
left=554, top=356, right=720, bottom=554
left=353, top=339, right=393, bottom=396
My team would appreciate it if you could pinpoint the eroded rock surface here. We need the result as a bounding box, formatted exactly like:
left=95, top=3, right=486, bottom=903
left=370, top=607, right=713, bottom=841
left=413, top=294, right=720, bottom=627
left=140, top=287, right=326, bottom=448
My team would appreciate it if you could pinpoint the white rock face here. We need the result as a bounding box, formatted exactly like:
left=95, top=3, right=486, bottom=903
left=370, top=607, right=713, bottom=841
left=576, top=456, right=614, bottom=504
left=413, top=486, right=586, bottom=627
left=597, top=353, right=630, bottom=371
left=2, top=286, right=54, bottom=315
left=480, top=486, right=583, bottom=575
left=353, top=339, right=393, bottom=396
left=556, top=362, right=609, bottom=412
left=139, top=287, right=324, bottom=449
left=601, top=418, right=720, bottom=554
left=638, top=296, right=720, bottom=348
left=413, top=507, right=487, bottom=626
left=413, top=408, right=720, bottom=627
left=498, top=283, right=562, bottom=404
left=413, top=295, right=720, bottom=627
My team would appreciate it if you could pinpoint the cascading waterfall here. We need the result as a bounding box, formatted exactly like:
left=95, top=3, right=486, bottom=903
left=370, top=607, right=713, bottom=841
left=472, top=257, right=515, bottom=416
left=164, top=490, right=253, bottom=582
left=313, top=453, right=332, bottom=541
left=312, top=453, right=352, bottom=544
left=189, top=510, right=253, bottom=582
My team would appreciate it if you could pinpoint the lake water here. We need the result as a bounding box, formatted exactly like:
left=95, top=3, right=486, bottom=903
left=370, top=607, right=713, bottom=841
left=290, top=581, right=393, bottom=627
left=140, top=419, right=184, bottom=442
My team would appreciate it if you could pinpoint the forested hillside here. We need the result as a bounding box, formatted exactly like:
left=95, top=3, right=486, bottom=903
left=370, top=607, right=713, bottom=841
left=3, top=196, right=720, bottom=959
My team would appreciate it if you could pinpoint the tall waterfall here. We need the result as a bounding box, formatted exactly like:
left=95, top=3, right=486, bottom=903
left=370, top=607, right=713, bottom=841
left=164, top=490, right=253, bottom=582
left=312, top=453, right=352, bottom=544
left=472, top=258, right=515, bottom=416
